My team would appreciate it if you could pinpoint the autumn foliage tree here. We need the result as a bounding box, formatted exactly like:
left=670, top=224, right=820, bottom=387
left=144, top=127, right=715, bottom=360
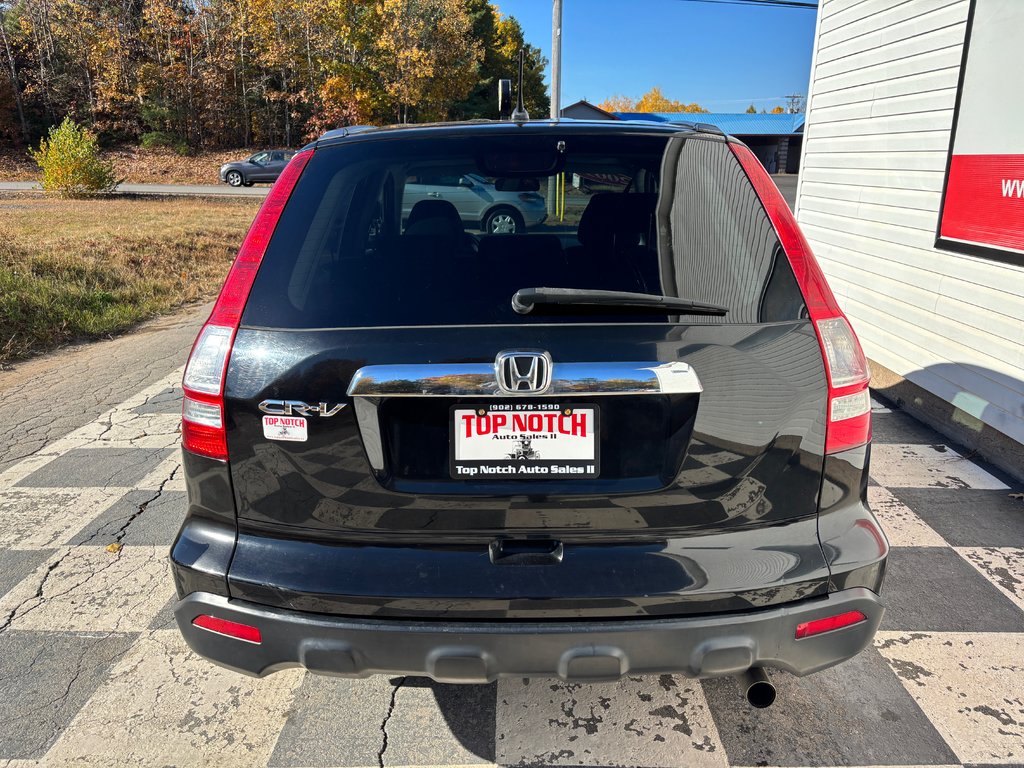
left=0, top=0, right=546, bottom=149
left=30, top=117, right=118, bottom=196
left=597, top=87, right=708, bottom=114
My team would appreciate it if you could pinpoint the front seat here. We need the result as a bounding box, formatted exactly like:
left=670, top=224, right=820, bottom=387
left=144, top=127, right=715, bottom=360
left=405, top=199, right=465, bottom=237
left=403, top=199, right=477, bottom=257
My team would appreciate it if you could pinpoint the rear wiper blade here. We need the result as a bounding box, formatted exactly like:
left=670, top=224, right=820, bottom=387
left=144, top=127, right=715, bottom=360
left=512, top=287, right=728, bottom=317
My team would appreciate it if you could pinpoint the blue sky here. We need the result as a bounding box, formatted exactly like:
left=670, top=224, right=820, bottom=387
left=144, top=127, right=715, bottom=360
left=496, top=0, right=818, bottom=113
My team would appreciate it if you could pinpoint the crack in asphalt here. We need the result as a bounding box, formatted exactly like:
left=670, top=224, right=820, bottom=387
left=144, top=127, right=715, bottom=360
left=0, top=548, right=76, bottom=636
left=0, top=462, right=180, bottom=636
left=377, top=676, right=406, bottom=768
left=111, top=464, right=181, bottom=546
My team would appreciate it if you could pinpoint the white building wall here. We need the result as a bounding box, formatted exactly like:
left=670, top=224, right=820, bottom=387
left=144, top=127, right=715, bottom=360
left=795, top=0, right=1024, bottom=446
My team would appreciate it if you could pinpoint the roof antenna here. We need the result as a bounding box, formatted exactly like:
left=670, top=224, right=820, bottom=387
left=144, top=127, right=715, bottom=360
left=511, top=48, right=530, bottom=124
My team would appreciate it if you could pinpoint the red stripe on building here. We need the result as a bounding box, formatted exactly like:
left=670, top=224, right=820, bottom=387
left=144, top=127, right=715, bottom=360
left=940, top=154, right=1024, bottom=252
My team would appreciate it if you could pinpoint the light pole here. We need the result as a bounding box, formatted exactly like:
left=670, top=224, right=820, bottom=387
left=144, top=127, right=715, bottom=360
left=551, top=0, right=562, bottom=120
left=547, top=0, right=563, bottom=216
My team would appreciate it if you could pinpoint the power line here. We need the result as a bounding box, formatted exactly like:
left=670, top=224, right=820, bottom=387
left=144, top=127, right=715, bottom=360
left=666, top=0, right=817, bottom=9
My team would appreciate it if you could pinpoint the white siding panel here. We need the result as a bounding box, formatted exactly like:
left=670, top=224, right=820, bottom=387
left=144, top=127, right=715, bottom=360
left=816, top=4, right=966, bottom=66
left=800, top=195, right=939, bottom=232
left=806, top=110, right=956, bottom=139
left=814, top=21, right=966, bottom=80
left=796, top=0, right=1024, bottom=446
left=818, top=0, right=962, bottom=55
left=811, top=67, right=959, bottom=110
left=837, top=284, right=1024, bottom=389
left=799, top=166, right=944, bottom=192
left=809, top=88, right=957, bottom=123
left=813, top=243, right=1024, bottom=337
left=802, top=220, right=1024, bottom=298
left=804, top=131, right=951, bottom=153
left=800, top=180, right=942, bottom=212
left=801, top=150, right=949, bottom=172
left=813, top=45, right=963, bottom=96
left=819, top=0, right=908, bottom=37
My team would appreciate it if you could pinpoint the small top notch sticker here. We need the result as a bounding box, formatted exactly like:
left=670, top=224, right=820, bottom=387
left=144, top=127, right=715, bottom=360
left=263, top=415, right=308, bottom=442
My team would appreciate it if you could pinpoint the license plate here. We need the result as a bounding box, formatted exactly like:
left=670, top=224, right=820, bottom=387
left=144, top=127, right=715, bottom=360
left=450, top=403, right=600, bottom=480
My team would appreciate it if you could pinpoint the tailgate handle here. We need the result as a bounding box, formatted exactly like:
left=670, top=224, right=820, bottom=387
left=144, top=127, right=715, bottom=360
left=489, top=539, right=564, bottom=566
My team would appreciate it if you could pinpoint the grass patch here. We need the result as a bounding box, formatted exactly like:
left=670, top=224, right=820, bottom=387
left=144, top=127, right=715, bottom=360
left=0, top=193, right=260, bottom=363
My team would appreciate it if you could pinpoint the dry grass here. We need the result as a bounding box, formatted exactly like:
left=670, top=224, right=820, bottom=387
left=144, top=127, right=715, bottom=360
left=0, top=146, right=262, bottom=186
left=0, top=193, right=260, bottom=363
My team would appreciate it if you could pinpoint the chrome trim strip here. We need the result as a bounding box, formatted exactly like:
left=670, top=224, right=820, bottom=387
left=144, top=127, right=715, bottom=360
left=346, top=362, right=702, bottom=397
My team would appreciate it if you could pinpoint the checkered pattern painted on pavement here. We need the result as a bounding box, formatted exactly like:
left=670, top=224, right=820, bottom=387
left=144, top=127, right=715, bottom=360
left=0, top=372, right=1022, bottom=768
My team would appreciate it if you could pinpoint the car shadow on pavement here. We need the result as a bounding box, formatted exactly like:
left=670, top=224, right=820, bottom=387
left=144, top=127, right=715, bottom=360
left=401, top=676, right=497, bottom=762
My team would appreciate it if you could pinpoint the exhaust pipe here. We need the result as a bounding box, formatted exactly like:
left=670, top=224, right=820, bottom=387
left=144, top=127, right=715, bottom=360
left=737, top=667, right=776, bottom=708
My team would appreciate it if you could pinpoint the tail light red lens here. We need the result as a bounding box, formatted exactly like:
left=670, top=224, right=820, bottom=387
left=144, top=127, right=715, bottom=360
left=181, top=149, right=313, bottom=461
left=795, top=610, right=867, bottom=639
left=731, top=144, right=871, bottom=454
left=192, top=614, right=262, bottom=644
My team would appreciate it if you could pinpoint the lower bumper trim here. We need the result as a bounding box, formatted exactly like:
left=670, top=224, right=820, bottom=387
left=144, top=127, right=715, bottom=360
left=175, top=588, right=883, bottom=682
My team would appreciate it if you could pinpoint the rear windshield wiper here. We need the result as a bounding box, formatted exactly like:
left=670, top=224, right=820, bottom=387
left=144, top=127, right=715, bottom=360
left=512, top=287, right=728, bottom=317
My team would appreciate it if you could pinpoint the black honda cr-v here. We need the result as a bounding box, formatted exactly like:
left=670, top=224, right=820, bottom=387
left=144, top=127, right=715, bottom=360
left=171, top=120, right=887, bottom=703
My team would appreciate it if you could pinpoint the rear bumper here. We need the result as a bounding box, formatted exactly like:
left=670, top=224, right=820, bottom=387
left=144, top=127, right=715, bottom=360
left=174, top=587, right=883, bottom=683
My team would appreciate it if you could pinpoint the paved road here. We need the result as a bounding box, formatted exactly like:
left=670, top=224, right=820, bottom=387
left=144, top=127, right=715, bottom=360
left=774, top=173, right=798, bottom=209
left=0, top=180, right=268, bottom=197
left=0, top=175, right=799, bottom=206
left=0, top=307, right=1022, bottom=766
left=0, top=304, right=207, bottom=474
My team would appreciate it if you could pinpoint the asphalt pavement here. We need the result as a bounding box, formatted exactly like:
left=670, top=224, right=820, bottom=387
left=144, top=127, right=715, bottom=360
left=774, top=173, right=798, bottom=209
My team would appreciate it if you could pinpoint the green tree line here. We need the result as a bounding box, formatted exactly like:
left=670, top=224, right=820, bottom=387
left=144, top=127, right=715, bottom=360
left=0, top=0, right=548, bottom=149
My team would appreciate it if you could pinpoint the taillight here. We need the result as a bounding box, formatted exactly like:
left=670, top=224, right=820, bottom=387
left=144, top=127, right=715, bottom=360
left=731, top=143, right=871, bottom=454
left=181, top=149, right=313, bottom=460
left=795, top=610, right=867, bottom=639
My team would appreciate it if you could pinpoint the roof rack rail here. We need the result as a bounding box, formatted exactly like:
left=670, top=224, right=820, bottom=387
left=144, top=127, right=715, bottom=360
left=692, top=122, right=725, bottom=136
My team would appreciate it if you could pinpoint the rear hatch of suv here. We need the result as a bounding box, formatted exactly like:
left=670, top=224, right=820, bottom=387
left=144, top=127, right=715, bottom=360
left=184, top=125, right=872, bottom=620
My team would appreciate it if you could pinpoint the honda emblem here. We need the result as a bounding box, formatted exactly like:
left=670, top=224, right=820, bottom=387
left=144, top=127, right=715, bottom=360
left=495, top=351, right=552, bottom=394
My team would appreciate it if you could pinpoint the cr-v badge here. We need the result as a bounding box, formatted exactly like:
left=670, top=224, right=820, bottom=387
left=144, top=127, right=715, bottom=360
left=259, top=400, right=346, bottom=417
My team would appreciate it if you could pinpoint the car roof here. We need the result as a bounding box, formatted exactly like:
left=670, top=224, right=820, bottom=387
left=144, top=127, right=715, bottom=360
left=309, top=118, right=728, bottom=150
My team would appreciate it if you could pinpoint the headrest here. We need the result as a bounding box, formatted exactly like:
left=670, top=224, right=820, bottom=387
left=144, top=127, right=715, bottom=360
left=405, top=199, right=464, bottom=237
left=576, top=193, right=657, bottom=249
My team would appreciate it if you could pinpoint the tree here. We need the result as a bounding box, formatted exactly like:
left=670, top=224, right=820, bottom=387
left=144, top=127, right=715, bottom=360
left=745, top=104, right=757, bottom=113
left=30, top=116, right=118, bottom=196
left=369, top=0, right=481, bottom=123
left=599, top=87, right=707, bottom=114
left=0, top=1, right=29, bottom=144
left=769, top=105, right=785, bottom=114
left=596, top=94, right=636, bottom=113
left=452, top=0, right=547, bottom=120
left=0, top=0, right=543, bottom=147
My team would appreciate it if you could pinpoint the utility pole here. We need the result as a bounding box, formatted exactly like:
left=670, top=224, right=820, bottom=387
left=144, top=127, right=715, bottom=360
left=547, top=0, right=563, bottom=215
left=550, top=0, right=562, bottom=120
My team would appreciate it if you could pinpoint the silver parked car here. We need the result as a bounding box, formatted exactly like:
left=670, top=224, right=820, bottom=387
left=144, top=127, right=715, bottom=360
left=403, top=173, right=547, bottom=234
left=220, top=150, right=297, bottom=187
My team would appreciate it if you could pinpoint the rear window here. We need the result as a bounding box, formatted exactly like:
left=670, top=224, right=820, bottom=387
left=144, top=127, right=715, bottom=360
left=242, top=132, right=804, bottom=328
